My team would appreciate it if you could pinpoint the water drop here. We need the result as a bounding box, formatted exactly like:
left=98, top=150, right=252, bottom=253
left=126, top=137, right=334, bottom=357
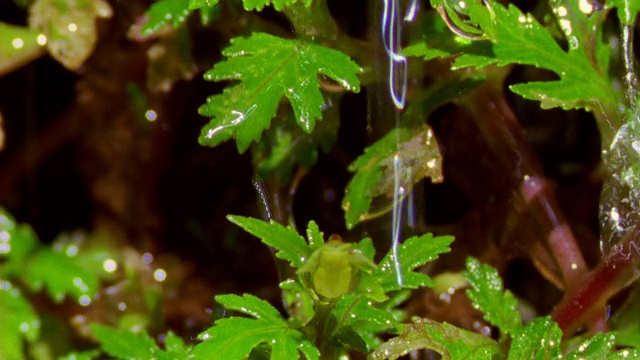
left=153, top=268, right=167, bottom=282
left=103, top=259, right=118, bottom=273
left=145, top=110, right=157, bottom=122
left=78, top=295, right=91, bottom=306
left=37, top=34, right=47, bottom=46
left=118, top=302, right=127, bottom=311
left=19, top=322, right=30, bottom=332
left=68, top=23, right=78, bottom=32
left=66, top=244, right=78, bottom=257
left=142, top=252, right=154, bottom=264
left=568, top=36, right=579, bottom=50
left=12, top=38, right=24, bottom=49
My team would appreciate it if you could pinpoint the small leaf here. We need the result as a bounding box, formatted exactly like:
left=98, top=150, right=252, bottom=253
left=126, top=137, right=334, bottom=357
left=0, top=22, right=46, bottom=77
left=507, top=316, right=561, bottom=360
left=343, top=125, right=442, bottom=229
left=191, top=294, right=319, bottom=359
left=305, top=221, right=324, bottom=250
left=464, top=257, right=521, bottom=336
left=0, top=281, right=40, bottom=360
left=243, top=0, right=312, bottom=11
left=198, top=32, right=361, bottom=153
left=376, top=233, right=453, bottom=292
left=369, top=318, right=499, bottom=360
left=0, top=208, right=39, bottom=277
left=227, top=215, right=312, bottom=269
left=608, top=0, right=640, bottom=25
left=28, top=0, right=112, bottom=70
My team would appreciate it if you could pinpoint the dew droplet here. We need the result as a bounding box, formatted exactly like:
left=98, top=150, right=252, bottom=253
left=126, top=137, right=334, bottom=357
left=12, top=38, right=24, bottom=49
left=153, top=268, right=167, bottom=282
left=103, top=259, right=117, bottom=273
left=68, top=23, right=78, bottom=32
left=36, top=34, right=47, bottom=46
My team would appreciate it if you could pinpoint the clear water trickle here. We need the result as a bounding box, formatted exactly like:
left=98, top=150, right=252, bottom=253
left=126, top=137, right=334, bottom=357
left=381, top=0, right=419, bottom=286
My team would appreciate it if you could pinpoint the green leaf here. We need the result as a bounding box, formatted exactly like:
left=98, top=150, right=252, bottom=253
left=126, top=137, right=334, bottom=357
left=464, top=257, right=521, bottom=336
left=23, top=247, right=100, bottom=303
left=343, top=125, right=442, bottom=229
left=609, top=0, right=640, bottom=25
left=58, top=349, right=101, bottom=360
left=0, top=281, right=40, bottom=360
left=28, top=0, right=112, bottom=70
left=376, top=233, right=453, bottom=292
left=305, top=221, right=324, bottom=250
left=190, top=294, right=319, bottom=359
left=91, top=324, right=166, bottom=360
left=566, top=332, right=617, bottom=359
left=369, top=318, right=500, bottom=360
left=507, top=316, right=561, bottom=360
left=243, top=0, right=312, bottom=11
left=0, top=22, right=46, bottom=77
left=0, top=208, right=39, bottom=277
left=141, top=0, right=197, bottom=36
left=198, top=32, right=361, bottom=153
left=227, top=215, right=312, bottom=269
left=189, top=0, right=219, bottom=10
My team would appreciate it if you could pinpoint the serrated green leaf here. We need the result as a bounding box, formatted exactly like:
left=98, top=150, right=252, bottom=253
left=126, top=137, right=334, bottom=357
left=369, top=318, right=499, bottom=360
left=566, top=332, right=617, bottom=359
left=243, top=0, right=312, bottom=11
left=198, top=32, right=361, bottom=153
left=376, top=234, right=453, bottom=292
left=305, top=221, right=324, bottom=250
left=343, top=125, right=442, bottom=229
left=0, top=22, right=46, bottom=77
left=507, top=316, right=561, bottom=360
left=610, top=348, right=640, bottom=359
left=189, top=0, right=219, bottom=10
left=23, top=247, right=99, bottom=303
left=464, top=257, right=521, bottom=336
left=0, top=281, right=40, bottom=360
left=28, top=0, right=112, bottom=70
left=191, top=294, right=319, bottom=360
left=141, top=0, right=191, bottom=35
left=91, top=324, right=164, bottom=360
left=227, top=215, right=312, bottom=269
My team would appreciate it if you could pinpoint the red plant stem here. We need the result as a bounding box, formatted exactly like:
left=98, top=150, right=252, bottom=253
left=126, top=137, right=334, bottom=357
left=552, top=230, right=640, bottom=336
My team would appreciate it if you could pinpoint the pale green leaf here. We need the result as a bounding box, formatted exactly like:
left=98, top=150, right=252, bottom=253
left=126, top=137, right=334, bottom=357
left=227, top=215, right=312, bottom=269
left=0, top=22, right=46, bottom=77
left=376, top=233, right=453, bottom=292
left=0, top=281, right=40, bottom=360
left=464, top=257, right=521, bottom=336
left=198, top=32, right=361, bottom=153
left=343, top=125, right=442, bottom=229
left=28, top=0, right=112, bottom=70
left=369, top=318, right=499, bottom=360
left=507, top=317, right=561, bottom=360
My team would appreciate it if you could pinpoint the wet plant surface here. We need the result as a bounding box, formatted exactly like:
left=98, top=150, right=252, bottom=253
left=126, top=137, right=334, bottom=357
left=1, top=0, right=640, bottom=359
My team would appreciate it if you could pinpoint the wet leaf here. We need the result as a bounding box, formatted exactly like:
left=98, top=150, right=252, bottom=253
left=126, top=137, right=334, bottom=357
left=227, top=215, right=312, bottom=269
left=609, top=0, right=640, bottom=25
left=0, top=281, right=40, bottom=360
left=566, top=332, right=617, bottom=359
left=342, top=125, right=442, bottom=229
left=464, top=257, right=521, bottom=337
left=198, top=32, right=361, bottom=153
left=376, top=233, right=453, bottom=292
left=369, top=318, right=499, bottom=360
left=190, top=294, right=319, bottom=359
left=0, top=22, right=46, bottom=77
left=507, top=316, right=561, bottom=360
left=243, top=0, right=312, bottom=11
left=0, top=208, right=39, bottom=277
left=22, top=247, right=99, bottom=303
left=420, top=0, right=617, bottom=113
left=28, top=0, right=112, bottom=70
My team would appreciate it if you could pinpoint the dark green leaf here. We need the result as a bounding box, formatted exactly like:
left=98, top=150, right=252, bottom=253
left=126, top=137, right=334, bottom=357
left=369, top=318, right=499, bottom=360
left=198, top=32, right=361, bottom=153
left=0, top=281, right=40, bottom=360
left=191, top=294, right=319, bottom=359
left=376, top=233, right=453, bottom=292
left=227, top=215, right=312, bottom=269
left=464, top=257, right=521, bottom=336
left=28, top=0, right=112, bottom=70
left=507, top=316, right=561, bottom=360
